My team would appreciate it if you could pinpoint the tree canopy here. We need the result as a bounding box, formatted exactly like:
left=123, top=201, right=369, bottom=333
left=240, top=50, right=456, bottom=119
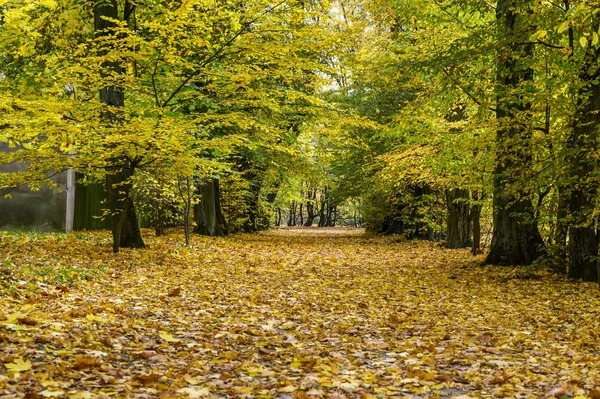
left=2, top=0, right=600, bottom=281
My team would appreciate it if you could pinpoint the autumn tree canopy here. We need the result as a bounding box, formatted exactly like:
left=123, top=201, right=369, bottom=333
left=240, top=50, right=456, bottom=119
left=2, top=0, right=600, bottom=281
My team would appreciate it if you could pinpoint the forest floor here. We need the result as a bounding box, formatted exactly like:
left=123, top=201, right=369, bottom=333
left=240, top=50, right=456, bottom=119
left=1, top=228, right=599, bottom=399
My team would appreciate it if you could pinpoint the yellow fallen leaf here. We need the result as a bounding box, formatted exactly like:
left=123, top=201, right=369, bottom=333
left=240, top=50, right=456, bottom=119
left=85, top=314, right=107, bottom=324
left=280, top=321, right=295, bottom=329
left=278, top=385, right=297, bottom=393
left=69, top=392, right=93, bottom=399
left=40, top=391, right=64, bottom=397
left=159, top=331, right=181, bottom=343
left=5, top=358, right=32, bottom=372
left=183, top=374, right=202, bottom=385
left=177, top=387, right=210, bottom=398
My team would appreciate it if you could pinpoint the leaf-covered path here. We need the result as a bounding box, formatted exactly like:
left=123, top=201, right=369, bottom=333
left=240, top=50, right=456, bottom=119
left=1, top=229, right=600, bottom=398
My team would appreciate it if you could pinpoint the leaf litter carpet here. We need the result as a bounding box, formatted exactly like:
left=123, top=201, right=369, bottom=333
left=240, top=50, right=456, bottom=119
left=1, top=229, right=599, bottom=398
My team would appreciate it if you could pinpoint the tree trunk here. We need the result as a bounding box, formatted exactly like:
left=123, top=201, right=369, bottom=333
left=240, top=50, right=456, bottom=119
left=95, top=0, right=144, bottom=253
left=105, top=163, right=144, bottom=252
left=304, top=189, right=316, bottom=226
left=287, top=201, right=297, bottom=226
left=194, top=178, right=228, bottom=237
left=484, top=0, right=544, bottom=265
left=566, top=42, right=600, bottom=282
left=471, top=191, right=483, bottom=255
left=552, top=186, right=569, bottom=273
left=446, top=188, right=472, bottom=249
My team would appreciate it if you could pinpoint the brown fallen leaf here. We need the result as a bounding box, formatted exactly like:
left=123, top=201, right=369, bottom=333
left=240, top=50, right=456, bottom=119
left=99, top=337, right=113, bottom=348
left=73, top=355, right=101, bottom=370
left=168, top=287, right=181, bottom=297
left=490, top=373, right=512, bottom=385
left=544, top=382, right=568, bottom=397
left=19, top=317, right=38, bottom=326
left=479, top=332, right=495, bottom=347
left=135, top=373, right=162, bottom=385
left=136, top=350, right=157, bottom=359
left=258, top=347, right=274, bottom=356
left=590, top=390, right=600, bottom=399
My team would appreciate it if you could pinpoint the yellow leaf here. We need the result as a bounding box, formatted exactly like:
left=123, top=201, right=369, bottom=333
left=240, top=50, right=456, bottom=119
left=85, top=314, right=107, bottom=323
left=5, top=358, right=32, bottom=372
left=69, top=392, right=93, bottom=399
left=580, top=36, right=588, bottom=48
left=280, top=321, right=295, bottom=329
left=183, top=374, right=202, bottom=385
left=278, top=385, right=297, bottom=393
left=159, top=331, right=180, bottom=343
left=40, top=391, right=64, bottom=398
left=176, top=387, right=210, bottom=398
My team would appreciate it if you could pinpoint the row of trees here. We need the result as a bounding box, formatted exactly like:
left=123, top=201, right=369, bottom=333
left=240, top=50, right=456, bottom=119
left=311, top=0, right=600, bottom=283
left=3, top=0, right=600, bottom=283
left=0, top=0, right=338, bottom=249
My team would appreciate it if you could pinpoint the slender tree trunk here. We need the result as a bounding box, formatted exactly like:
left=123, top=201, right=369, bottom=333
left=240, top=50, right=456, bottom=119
left=485, top=0, right=544, bottom=265
left=552, top=186, right=569, bottom=273
left=288, top=201, right=297, bottom=226
left=304, top=189, right=316, bottom=226
left=446, top=188, right=472, bottom=249
left=471, top=191, right=483, bottom=255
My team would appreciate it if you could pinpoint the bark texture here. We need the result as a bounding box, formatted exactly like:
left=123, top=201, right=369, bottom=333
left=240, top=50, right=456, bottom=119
left=95, top=0, right=144, bottom=252
left=485, top=0, right=544, bottom=265
left=194, top=179, right=228, bottom=237
left=446, top=189, right=472, bottom=249
left=567, top=41, right=600, bottom=282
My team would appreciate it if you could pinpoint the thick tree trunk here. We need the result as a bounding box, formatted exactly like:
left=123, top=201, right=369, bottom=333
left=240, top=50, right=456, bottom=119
left=567, top=47, right=600, bottom=281
left=105, top=164, right=144, bottom=252
left=484, top=0, right=544, bottom=265
left=194, top=178, right=228, bottom=237
left=95, top=0, right=144, bottom=253
left=446, top=188, right=472, bottom=249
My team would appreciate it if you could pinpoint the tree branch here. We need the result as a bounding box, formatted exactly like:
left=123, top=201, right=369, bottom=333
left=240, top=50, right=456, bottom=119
left=161, top=0, right=289, bottom=108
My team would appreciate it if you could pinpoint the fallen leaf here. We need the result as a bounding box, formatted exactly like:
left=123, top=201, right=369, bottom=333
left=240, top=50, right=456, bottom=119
left=73, top=355, right=101, bottom=370
left=159, top=331, right=181, bottom=343
left=176, top=387, right=210, bottom=398
left=68, top=392, right=93, bottom=399
left=545, top=382, right=568, bottom=397
left=5, top=358, right=32, bottom=372
left=39, top=391, right=64, bottom=398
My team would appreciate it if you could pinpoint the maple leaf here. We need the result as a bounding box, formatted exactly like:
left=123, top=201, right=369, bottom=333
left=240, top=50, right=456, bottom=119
left=5, top=358, right=32, bottom=372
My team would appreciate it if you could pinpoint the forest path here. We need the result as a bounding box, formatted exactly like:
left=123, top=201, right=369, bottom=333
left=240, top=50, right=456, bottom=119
left=1, top=230, right=599, bottom=398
